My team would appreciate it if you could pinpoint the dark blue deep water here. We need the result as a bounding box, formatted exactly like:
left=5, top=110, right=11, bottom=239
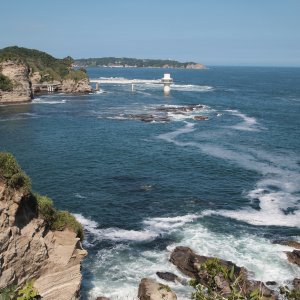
left=0, top=67, right=300, bottom=299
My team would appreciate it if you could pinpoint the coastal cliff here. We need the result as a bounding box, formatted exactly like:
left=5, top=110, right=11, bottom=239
left=0, top=152, right=86, bottom=299
left=0, top=60, right=32, bottom=103
left=0, top=46, right=92, bottom=103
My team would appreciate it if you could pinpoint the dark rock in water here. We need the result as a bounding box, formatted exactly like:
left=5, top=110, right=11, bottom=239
left=287, top=250, right=300, bottom=266
left=96, top=297, right=110, bottom=300
left=193, top=116, right=208, bottom=121
left=156, top=272, right=179, bottom=282
left=138, top=278, right=177, bottom=300
left=156, top=104, right=203, bottom=114
left=169, top=246, right=241, bottom=280
left=156, top=272, right=187, bottom=285
left=124, top=113, right=170, bottom=123
left=293, top=278, right=300, bottom=291
left=273, top=240, right=300, bottom=249
left=170, top=246, right=276, bottom=299
left=266, top=281, right=277, bottom=286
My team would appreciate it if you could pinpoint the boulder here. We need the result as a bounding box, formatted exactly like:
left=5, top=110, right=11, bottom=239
left=96, top=297, right=110, bottom=300
left=61, top=78, right=92, bottom=93
left=193, top=116, right=208, bottom=121
left=287, top=250, right=300, bottom=266
left=170, top=246, right=275, bottom=299
left=156, top=272, right=187, bottom=285
left=293, top=278, right=300, bottom=291
left=138, top=278, right=177, bottom=300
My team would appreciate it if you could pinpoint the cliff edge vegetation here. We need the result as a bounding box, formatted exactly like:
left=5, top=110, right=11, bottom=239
left=0, top=152, right=86, bottom=300
left=0, top=46, right=92, bottom=103
left=0, top=46, right=87, bottom=82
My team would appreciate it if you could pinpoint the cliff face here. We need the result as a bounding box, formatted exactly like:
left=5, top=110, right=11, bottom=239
left=186, top=63, right=206, bottom=69
left=0, top=60, right=32, bottom=103
left=61, top=78, right=92, bottom=93
left=0, top=179, right=87, bottom=299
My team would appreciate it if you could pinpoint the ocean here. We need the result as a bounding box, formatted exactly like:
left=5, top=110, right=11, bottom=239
left=0, top=67, right=299, bottom=299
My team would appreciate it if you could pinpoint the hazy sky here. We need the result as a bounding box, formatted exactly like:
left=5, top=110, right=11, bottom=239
left=1, top=0, right=300, bottom=66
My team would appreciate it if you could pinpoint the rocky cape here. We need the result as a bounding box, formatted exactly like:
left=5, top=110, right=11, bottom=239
left=0, top=60, right=92, bottom=104
left=0, top=154, right=87, bottom=299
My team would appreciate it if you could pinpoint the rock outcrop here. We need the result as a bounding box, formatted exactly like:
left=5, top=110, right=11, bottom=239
left=0, top=60, right=32, bottom=103
left=61, top=78, right=92, bottom=93
left=170, top=246, right=275, bottom=299
left=186, top=63, right=206, bottom=69
left=0, top=171, right=86, bottom=299
left=287, top=250, right=300, bottom=267
left=138, top=278, right=177, bottom=300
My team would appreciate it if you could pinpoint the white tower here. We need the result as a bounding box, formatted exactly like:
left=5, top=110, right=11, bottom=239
left=161, top=73, right=173, bottom=95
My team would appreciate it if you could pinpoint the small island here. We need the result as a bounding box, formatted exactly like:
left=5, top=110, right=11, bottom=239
left=74, top=57, right=206, bottom=69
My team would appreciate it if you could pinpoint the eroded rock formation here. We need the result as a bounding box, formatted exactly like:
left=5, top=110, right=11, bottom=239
left=0, top=177, right=86, bottom=299
left=61, top=78, right=92, bottom=93
left=0, top=60, right=32, bottom=103
left=138, top=278, right=177, bottom=300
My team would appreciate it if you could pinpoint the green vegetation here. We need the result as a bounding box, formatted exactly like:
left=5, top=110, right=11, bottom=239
left=0, top=282, right=39, bottom=300
left=189, top=258, right=261, bottom=300
left=0, top=152, right=31, bottom=192
left=51, top=211, right=84, bottom=240
left=0, top=284, right=17, bottom=300
left=75, top=57, right=199, bottom=68
left=189, top=258, right=300, bottom=300
left=0, top=74, right=13, bottom=91
left=35, top=193, right=83, bottom=240
left=17, top=282, right=39, bottom=300
left=35, top=194, right=56, bottom=224
left=158, top=284, right=171, bottom=293
left=0, top=152, right=83, bottom=240
left=64, top=69, right=88, bottom=81
left=279, top=286, right=300, bottom=300
left=0, top=46, right=88, bottom=82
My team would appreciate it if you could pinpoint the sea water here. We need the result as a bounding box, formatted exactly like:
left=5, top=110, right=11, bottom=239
left=0, top=67, right=299, bottom=299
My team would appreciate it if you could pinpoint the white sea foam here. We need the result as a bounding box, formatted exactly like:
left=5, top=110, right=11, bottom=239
left=32, top=98, right=66, bottom=104
left=157, top=122, right=300, bottom=229
left=75, top=213, right=198, bottom=244
left=171, top=84, right=214, bottom=92
left=173, top=223, right=299, bottom=283
left=74, top=193, right=87, bottom=199
left=226, top=109, right=260, bottom=131
left=84, top=214, right=299, bottom=299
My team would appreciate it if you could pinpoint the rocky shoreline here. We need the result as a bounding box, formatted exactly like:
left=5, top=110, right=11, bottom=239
left=0, top=153, right=87, bottom=299
left=94, top=244, right=300, bottom=300
left=0, top=60, right=92, bottom=104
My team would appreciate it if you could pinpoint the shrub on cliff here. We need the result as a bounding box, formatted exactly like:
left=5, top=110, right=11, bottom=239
left=51, top=211, right=84, bottom=240
left=0, top=152, right=31, bottom=192
left=35, top=193, right=83, bottom=240
left=64, top=69, right=88, bottom=81
left=35, top=194, right=56, bottom=224
left=0, top=73, right=13, bottom=91
left=0, top=152, right=84, bottom=240
left=0, top=46, right=74, bottom=82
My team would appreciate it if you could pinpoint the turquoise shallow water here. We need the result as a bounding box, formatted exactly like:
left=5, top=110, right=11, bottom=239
left=0, top=67, right=300, bottom=299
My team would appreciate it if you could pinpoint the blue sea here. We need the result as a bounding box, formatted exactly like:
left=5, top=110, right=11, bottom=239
left=0, top=67, right=300, bottom=299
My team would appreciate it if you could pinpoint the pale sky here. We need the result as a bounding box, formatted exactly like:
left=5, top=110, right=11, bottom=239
left=1, top=0, right=300, bottom=66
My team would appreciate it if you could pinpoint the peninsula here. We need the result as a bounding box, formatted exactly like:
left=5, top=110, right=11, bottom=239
left=0, top=46, right=92, bottom=104
left=74, top=57, right=206, bottom=69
